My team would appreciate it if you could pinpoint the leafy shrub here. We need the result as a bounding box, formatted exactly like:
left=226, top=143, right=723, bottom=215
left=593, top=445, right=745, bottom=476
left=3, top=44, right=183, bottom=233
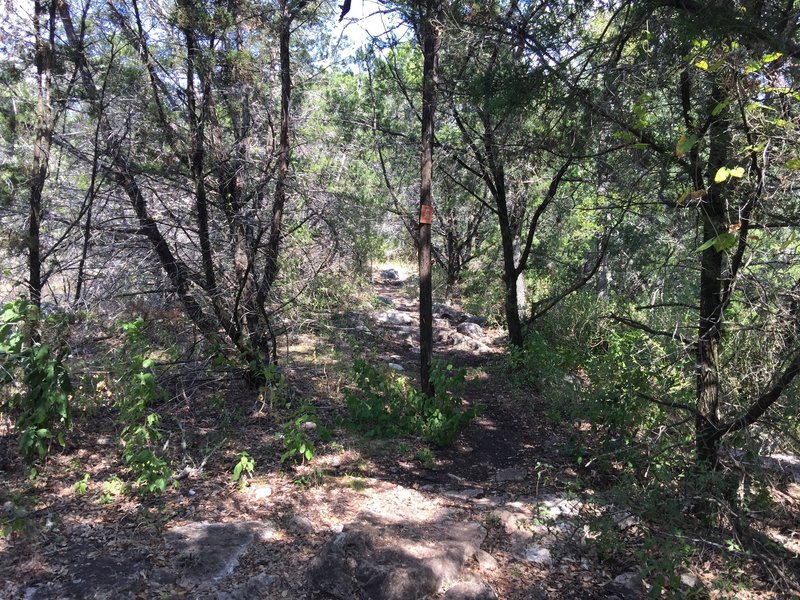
left=232, top=452, right=255, bottom=489
left=0, top=300, right=72, bottom=464
left=281, top=404, right=323, bottom=463
left=505, top=329, right=567, bottom=389
left=109, top=317, right=172, bottom=494
left=345, top=358, right=477, bottom=446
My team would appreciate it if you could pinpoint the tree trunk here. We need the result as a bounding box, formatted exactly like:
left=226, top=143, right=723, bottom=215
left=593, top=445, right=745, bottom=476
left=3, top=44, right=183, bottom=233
left=181, top=12, right=217, bottom=294
left=265, top=0, right=292, bottom=290
left=29, top=0, right=57, bottom=320
left=58, top=0, right=216, bottom=337
left=695, top=84, right=730, bottom=469
left=496, top=180, right=524, bottom=347
left=418, top=0, right=442, bottom=396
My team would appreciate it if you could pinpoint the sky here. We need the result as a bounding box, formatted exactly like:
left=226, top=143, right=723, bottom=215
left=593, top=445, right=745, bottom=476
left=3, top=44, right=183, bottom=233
left=330, top=0, right=411, bottom=57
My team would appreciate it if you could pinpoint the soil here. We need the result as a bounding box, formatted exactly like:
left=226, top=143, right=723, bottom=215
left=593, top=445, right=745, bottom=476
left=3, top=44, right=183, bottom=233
left=1, top=265, right=798, bottom=599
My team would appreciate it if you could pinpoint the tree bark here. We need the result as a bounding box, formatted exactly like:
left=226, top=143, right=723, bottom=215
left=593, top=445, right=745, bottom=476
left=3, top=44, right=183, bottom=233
left=418, top=0, right=442, bottom=396
left=695, top=83, right=730, bottom=469
left=29, top=0, right=57, bottom=320
left=265, top=0, right=292, bottom=290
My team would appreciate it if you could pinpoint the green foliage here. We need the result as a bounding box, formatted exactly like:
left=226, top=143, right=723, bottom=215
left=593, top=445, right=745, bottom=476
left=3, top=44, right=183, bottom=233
left=73, top=473, right=90, bottom=496
left=505, top=330, right=567, bottom=389
left=110, top=317, right=171, bottom=494
left=99, top=475, right=126, bottom=504
left=231, top=452, right=255, bottom=489
left=415, top=446, right=437, bottom=470
left=280, top=404, right=320, bottom=464
left=345, top=358, right=477, bottom=446
left=637, top=534, right=696, bottom=599
left=253, top=362, right=288, bottom=411
left=0, top=300, right=72, bottom=464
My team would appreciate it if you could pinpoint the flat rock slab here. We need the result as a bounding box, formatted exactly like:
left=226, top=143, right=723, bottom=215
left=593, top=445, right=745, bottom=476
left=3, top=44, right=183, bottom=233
left=216, top=572, right=277, bottom=600
left=443, top=580, right=498, bottom=600
left=496, top=467, right=527, bottom=482
left=442, top=488, right=485, bottom=501
left=165, top=520, right=275, bottom=583
left=375, top=310, right=413, bottom=326
left=308, top=515, right=486, bottom=600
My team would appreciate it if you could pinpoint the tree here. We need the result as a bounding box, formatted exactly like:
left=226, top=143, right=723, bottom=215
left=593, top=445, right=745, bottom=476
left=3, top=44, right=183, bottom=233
left=54, top=0, right=329, bottom=380
left=415, top=0, right=443, bottom=395
left=28, top=0, right=58, bottom=322
left=584, top=0, right=800, bottom=469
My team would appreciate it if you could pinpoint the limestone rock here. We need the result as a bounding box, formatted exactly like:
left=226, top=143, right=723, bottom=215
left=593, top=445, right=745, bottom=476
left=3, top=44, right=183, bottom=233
left=496, top=467, right=527, bottom=482
left=307, top=517, right=486, bottom=600
left=517, top=544, right=552, bottom=565
left=473, top=549, right=498, bottom=571
left=456, top=322, right=483, bottom=339
left=680, top=572, right=700, bottom=589
left=290, top=515, right=315, bottom=533
left=443, top=580, right=498, bottom=600
left=464, top=315, right=487, bottom=326
left=604, top=572, right=646, bottom=600
left=442, top=488, right=485, bottom=501
left=432, top=303, right=462, bottom=321
left=216, top=573, right=277, bottom=600
left=165, top=521, right=275, bottom=583
left=376, top=311, right=412, bottom=326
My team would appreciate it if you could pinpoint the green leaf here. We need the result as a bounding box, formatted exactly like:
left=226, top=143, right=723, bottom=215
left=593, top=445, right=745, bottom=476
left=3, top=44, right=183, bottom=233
left=785, top=159, right=800, bottom=170
left=696, top=232, right=737, bottom=253
left=675, top=134, right=697, bottom=157
left=695, top=59, right=709, bottom=70
left=712, top=99, right=731, bottom=116
left=714, top=166, right=744, bottom=182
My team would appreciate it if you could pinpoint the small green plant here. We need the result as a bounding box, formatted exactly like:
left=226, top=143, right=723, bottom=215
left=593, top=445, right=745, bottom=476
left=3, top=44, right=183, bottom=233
left=345, top=358, right=477, bottom=446
left=73, top=473, right=90, bottom=496
left=100, top=476, right=126, bottom=504
left=415, top=447, right=437, bottom=470
left=482, top=512, right=502, bottom=530
left=121, top=413, right=171, bottom=493
left=110, top=317, right=172, bottom=495
left=281, top=404, right=321, bottom=464
left=0, top=300, right=72, bottom=463
left=292, top=468, right=324, bottom=488
left=232, top=452, right=255, bottom=489
left=344, top=475, right=367, bottom=491
left=253, top=363, right=288, bottom=411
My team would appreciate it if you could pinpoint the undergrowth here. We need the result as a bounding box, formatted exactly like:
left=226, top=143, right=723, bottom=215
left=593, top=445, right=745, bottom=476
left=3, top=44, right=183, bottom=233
left=344, top=357, right=478, bottom=446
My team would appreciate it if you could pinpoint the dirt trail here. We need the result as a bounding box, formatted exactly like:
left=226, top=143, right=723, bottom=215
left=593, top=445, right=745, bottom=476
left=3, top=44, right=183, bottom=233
left=0, top=267, right=618, bottom=600
left=363, top=268, right=570, bottom=492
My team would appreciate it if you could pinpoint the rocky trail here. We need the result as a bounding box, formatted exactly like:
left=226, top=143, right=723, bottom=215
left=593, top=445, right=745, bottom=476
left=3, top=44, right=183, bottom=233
left=1, top=268, right=659, bottom=599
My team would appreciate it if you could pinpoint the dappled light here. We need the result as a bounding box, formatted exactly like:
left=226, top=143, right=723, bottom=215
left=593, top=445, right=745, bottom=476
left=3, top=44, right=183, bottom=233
left=2, top=0, right=800, bottom=598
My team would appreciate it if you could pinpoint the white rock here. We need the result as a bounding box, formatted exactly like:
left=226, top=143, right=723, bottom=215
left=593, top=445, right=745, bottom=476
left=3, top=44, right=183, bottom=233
left=680, top=572, right=700, bottom=588
left=519, top=545, right=552, bottom=565
left=252, top=485, right=272, bottom=501
left=474, top=549, right=498, bottom=571
left=457, top=322, right=484, bottom=339
left=376, top=311, right=412, bottom=326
